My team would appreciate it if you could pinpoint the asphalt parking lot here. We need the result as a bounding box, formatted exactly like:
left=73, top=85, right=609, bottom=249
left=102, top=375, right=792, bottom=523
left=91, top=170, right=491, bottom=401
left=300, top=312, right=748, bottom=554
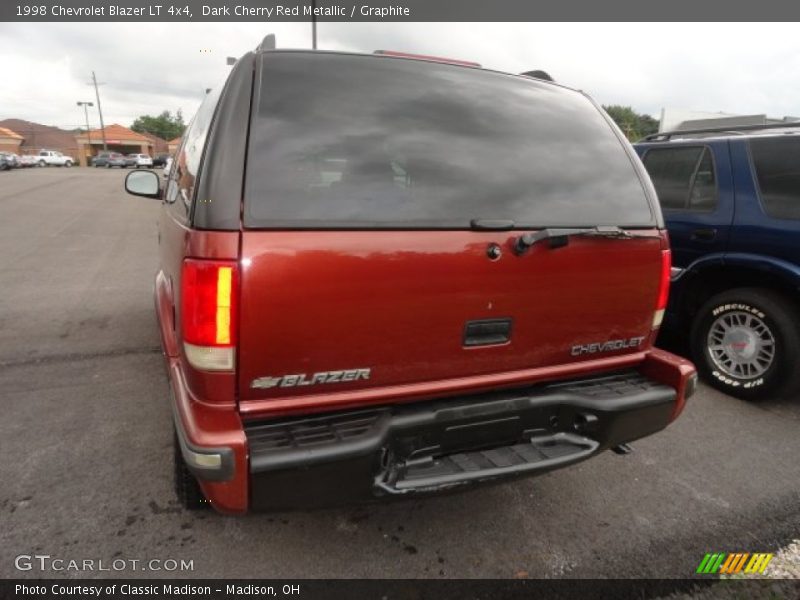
left=1, top=167, right=799, bottom=580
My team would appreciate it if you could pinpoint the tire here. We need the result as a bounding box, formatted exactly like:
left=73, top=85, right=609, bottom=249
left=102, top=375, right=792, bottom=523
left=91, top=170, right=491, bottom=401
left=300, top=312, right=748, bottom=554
left=106, top=163, right=111, bottom=169
left=64, top=160, right=72, bottom=168
left=173, top=433, right=209, bottom=510
left=690, top=288, right=800, bottom=400
left=38, top=160, right=46, bottom=167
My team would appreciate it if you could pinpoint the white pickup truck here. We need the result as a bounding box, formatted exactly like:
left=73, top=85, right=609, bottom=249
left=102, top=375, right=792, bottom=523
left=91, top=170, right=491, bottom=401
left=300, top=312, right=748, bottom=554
left=37, top=150, right=74, bottom=167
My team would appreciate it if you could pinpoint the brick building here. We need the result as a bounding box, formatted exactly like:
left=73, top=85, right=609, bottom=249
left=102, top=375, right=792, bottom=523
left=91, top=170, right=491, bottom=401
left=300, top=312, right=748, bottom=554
left=75, top=124, right=158, bottom=166
left=0, top=119, right=79, bottom=158
left=0, top=127, right=23, bottom=153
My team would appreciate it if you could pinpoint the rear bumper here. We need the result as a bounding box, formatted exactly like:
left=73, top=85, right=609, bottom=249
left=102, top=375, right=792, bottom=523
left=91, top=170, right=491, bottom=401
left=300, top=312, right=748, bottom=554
left=242, top=350, right=695, bottom=511
left=170, top=348, right=695, bottom=513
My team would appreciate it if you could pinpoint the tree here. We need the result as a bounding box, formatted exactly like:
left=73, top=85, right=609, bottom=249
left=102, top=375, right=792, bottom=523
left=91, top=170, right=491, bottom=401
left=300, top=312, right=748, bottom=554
left=602, top=105, right=659, bottom=141
left=131, top=110, right=186, bottom=141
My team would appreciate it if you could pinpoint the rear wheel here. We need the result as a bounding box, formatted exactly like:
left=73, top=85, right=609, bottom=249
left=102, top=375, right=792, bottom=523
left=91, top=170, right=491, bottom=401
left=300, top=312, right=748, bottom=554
left=38, top=160, right=46, bottom=167
left=64, top=160, right=72, bottom=168
left=173, top=433, right=209, bottom=510
left=690, top=288, right=800, bottom=400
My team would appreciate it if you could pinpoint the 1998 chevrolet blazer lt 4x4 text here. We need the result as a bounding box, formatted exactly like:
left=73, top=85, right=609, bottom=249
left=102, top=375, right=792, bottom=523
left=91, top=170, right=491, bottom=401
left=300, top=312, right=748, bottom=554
left=124, top=41, right=696, bottom=513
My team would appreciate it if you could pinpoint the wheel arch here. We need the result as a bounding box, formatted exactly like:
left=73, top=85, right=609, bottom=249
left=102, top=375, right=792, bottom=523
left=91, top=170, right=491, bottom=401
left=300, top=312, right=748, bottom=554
left=675, top=253, right=800, bottom=320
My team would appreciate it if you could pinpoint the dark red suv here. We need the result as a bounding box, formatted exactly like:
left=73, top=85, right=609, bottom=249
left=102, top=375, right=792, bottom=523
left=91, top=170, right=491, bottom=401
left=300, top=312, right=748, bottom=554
left=124, top=43, right=696, bottom=514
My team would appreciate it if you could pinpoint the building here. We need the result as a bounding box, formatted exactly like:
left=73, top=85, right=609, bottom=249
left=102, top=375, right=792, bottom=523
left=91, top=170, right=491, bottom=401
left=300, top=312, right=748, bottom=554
left=140, top=132, right=169, bottom=156
left=660, top=108, right=800, bottom=132
left=167, top=137, right=182, bottom=154
left=0, top=118, right=79, bottom=158
left=75, top=124, right=157, bottom=166
left=0, top=127, right=23, bottom=153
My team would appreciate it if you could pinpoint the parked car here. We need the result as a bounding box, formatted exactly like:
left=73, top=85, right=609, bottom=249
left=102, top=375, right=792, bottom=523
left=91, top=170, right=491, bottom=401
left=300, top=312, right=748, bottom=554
left=92, top=151, right=112, bottom=167
left=126, top=153, right=154, bottom=168
left=0, top=154, right=10, bottom=171
left=124, top=45, right=696, bottom=514
left=1, top=152, right=21, bottom=168
left=0, top=152, right=19, bottom=168
left=93, top=151, right=127, bottom=168
left=635, top=123, right=800, bottom=400
left=18, top=155, right=38, bottom=168
left=108, top=154, right=129, bottom=168
left=152, top=154, right=170, bottom=168
left=92, top=152, right=129, bottom=169
left=37, top=149, right=73, bottom=167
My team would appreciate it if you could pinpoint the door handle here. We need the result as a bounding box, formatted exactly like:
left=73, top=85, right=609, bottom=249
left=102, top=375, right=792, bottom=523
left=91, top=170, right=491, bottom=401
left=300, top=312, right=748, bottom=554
left=691, top=228, right=717, bottom=242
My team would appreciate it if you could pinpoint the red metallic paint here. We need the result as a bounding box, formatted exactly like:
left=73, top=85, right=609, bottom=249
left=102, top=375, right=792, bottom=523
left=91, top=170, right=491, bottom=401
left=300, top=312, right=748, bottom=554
left=238, top=352, right=648, bottom=419
left=157, top=207, right=245, bottom=511
left=236, top=230, right=666, bottom=415
left=641, top=347, right=696, bottom=422
left=168, top=359, right=248, bottom=514
left=156, top=208, right=240, bottom=406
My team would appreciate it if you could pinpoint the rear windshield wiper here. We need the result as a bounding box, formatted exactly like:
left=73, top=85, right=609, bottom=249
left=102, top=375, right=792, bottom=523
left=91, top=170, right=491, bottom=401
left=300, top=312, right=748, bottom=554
left=514, top=226, right=638, bottom=255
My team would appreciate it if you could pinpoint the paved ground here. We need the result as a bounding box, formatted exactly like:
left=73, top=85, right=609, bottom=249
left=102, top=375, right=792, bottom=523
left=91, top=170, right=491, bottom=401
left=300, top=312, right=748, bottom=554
left=1, top=168, right=799, bottom=580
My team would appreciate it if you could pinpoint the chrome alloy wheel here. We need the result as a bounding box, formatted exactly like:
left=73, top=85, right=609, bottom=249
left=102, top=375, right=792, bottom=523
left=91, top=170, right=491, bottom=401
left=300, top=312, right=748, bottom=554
left=707, top=311, right=776, bottom=379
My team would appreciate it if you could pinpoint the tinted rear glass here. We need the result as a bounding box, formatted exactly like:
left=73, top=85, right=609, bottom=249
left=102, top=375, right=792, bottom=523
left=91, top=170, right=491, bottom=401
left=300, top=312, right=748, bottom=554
left=642, top=146, right=717, bottom=211
left=750, top=137, right=800, bottom=220
left=244, top=53, right=653, bottom=229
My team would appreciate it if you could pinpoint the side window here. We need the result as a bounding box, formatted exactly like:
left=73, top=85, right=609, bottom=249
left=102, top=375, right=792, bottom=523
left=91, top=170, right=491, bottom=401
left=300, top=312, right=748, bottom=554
left=643, top=146, right=717, bottom=212
left=750, top=137, right=800, bottom=220
left=689, top=149, right=716, bottom=211
left=169, top=86, right=224, bottom=215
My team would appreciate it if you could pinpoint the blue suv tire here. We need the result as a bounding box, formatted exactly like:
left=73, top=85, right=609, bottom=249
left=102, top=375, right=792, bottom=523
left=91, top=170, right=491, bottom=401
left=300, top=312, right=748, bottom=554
left=690, top=288, right=800, bottom=400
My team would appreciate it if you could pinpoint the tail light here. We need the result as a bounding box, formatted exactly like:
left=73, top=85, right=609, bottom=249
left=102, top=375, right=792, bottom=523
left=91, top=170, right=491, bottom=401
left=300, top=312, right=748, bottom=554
left=653, top=249, right=671, bottom=329
left=181, top=259, right=238, bottom=371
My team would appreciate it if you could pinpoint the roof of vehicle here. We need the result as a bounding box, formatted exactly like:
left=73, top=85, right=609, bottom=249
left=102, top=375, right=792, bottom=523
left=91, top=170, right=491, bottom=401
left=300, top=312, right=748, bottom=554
left=254, top=48, right=576, bottom=94
left=638, top=121, right=800, bottom=144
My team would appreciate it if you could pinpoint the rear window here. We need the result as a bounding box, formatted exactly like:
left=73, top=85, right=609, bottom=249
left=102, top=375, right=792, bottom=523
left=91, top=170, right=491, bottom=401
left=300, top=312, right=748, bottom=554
left=243, top=53, right=653, bottom=229
left=750, top=137, right=800, bottom=220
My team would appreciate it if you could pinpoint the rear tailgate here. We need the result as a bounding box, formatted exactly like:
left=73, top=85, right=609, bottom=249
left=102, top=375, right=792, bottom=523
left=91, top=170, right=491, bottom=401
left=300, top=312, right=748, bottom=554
left=236, top=52, right=663, bottom=414
left=238, top=231, right=663, bottom=407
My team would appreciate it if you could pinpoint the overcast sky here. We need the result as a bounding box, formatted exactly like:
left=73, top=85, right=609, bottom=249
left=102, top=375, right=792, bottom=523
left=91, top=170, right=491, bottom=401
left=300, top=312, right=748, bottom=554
left=1, top=22, right=798, bottom=131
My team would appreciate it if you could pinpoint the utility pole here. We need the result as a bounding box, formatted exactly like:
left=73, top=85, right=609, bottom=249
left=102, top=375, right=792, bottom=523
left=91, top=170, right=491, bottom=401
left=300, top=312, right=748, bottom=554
left=90, top=71, right=108, bottom=150
left=311, top=0, right=317, bottom=49
left=77, top=101, right=94, bottom=163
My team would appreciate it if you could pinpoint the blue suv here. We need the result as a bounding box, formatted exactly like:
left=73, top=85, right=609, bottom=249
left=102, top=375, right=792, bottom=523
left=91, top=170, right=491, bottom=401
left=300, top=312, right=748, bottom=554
left=635, top=124, right=800, bottom=400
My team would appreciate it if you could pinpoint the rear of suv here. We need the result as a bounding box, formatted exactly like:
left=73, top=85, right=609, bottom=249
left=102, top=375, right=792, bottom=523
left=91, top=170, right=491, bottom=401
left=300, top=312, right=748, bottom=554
left=124, top=44, right=696, bottom=513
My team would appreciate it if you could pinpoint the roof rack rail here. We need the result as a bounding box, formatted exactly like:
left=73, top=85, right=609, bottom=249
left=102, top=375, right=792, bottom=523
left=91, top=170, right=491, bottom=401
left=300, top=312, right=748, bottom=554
left=640, top=120, right=800, bottom=142
left=255, top=34, right=276, bottom=52
left=373, top=50, right=480, bottom=67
